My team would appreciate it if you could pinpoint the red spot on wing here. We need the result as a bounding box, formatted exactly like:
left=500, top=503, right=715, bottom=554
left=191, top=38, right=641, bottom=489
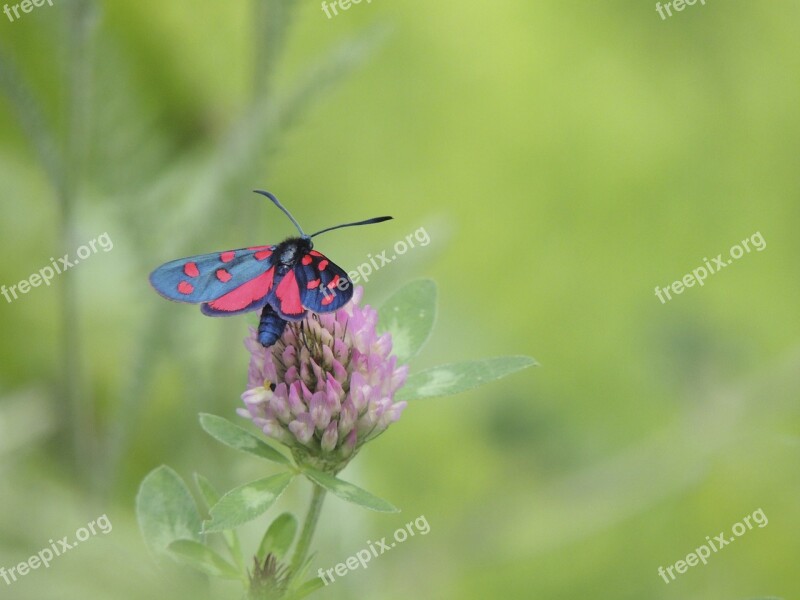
left=310, top=251, right=323, bottom=257
left=255, top=249, right=272, bottom=261
left=221, top=251, right=235, bottom=263
left=318, top=259, right=329, bottom=271
left=327, top=274, right=340, bottom=289
left=208, top=268, right=274, bottom=312
left=307, top=279, right=321, bottom=290
left=178, top=281, right=194, bottom=295
left=184, top=262, right=199, bottom=278
left=301, top=255, right=313, bottom=266
left=275, top=270, right=303, bottom=315
left=321, top=292, right=335, bottom=306
left=216, top=268, right=232, bottom=283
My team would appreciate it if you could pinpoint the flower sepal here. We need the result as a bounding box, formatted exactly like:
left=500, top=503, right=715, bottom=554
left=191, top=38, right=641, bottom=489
left=290, top=444, right=357, bottom=476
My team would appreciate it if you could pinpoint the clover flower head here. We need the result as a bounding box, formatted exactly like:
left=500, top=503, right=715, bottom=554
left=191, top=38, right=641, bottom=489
left=238, top=287, right=407, bottom=471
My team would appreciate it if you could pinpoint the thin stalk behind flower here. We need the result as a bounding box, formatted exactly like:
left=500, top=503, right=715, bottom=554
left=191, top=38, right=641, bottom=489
left=288, top=484, right=326, bottom=580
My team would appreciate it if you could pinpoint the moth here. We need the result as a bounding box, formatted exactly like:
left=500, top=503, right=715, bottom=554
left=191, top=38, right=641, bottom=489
left=149, top=190, right=391, bottom=346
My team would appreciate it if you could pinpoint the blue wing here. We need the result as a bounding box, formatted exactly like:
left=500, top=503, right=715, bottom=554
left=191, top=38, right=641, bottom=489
left=149, top=245, right=279, bottom=316
left=294, top=250, right=353, bottom=312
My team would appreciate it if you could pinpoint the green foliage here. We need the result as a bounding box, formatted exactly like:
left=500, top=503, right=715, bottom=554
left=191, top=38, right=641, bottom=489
left=302, top=467, right=399, bottom=513
left=397, top=356, right=538, bottom=402
left=167, top=539, right=242, bottom=580
left=257, top=513, right=299, bottom=562
left=378, top=278, right=437, bottom=363
left=0, top=47, right=63, bottom=189
left=203, top=473, right=295, bottom=533
left=136, top=466, right=203, bottom=556
left=380, top=280, right=536, bottom=403
left=193, top=472, right=223, bottom=508
left=287, top=577, right=326, bottom=600
left=200, top=413, right=292, bottom=466
left=194, top=473, right=245, bottom=569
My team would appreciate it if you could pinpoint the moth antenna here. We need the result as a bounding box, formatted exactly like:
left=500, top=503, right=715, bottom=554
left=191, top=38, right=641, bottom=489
left=309, top=216, right=393, bottom=239
left=253, top=190, right=306, bottom=237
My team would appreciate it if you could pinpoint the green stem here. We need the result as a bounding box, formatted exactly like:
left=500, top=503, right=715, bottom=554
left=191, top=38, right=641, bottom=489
left=289, top=483, right=326, bottom=579
left=253, top=0, right=294, bottom=98
left=61, top=0, right=95, bottom=490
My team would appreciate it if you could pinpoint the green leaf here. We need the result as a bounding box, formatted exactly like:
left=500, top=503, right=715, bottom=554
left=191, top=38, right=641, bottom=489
left=396, top=356, right=537, bottom=402
left=302, top=468, right=398, bottom=513
left=257, top=513, right=298, bottom=562
left=203, top=472, right=294, bottom=533
left=378, top=279, right=437, bottom=363
left=199, top=413, right=291, bottom=466
left=0, top=47, right=64, bottom=191
left=194, top=473, right=244, bottom=568
left=136, top=466, right=203, bottom=556
left=167, top=540, right=241, bottom=580
left=193, top=472, right=222, bottom=509
left=253, top=0, right=296, bottom=96
left=286, top=555, right=316, bottom=596
left=288, top=577, right=326, bottom=600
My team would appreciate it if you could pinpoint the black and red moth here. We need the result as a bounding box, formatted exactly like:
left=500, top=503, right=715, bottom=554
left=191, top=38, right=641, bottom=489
left=149, top=190, right=391, bottom=347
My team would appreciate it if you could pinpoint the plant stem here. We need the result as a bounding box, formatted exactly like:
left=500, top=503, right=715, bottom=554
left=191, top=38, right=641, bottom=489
left=289, top=483, right=326, bottom=579
left=62, top=0, right=95, bottom=490
left=253, top=0, right=295, bottom=98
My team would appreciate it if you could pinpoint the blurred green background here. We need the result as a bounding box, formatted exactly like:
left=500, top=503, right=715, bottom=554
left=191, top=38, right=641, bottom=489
left=1, top=0, right=799, bottom=598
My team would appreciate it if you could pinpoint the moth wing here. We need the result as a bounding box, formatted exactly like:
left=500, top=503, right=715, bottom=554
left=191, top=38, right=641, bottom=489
left=294, top=250, right=353, bottom=313
left=149, top=246, right=278, bottom=316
